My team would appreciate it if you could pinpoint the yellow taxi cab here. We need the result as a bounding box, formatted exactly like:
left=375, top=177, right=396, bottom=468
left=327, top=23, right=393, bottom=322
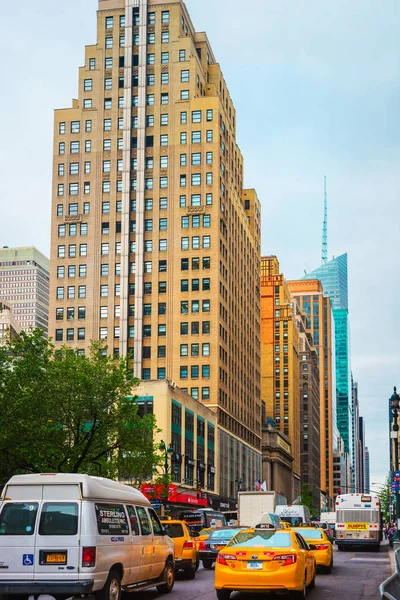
left=280, top=521, right=292, bottom=530
left=292, top=527, right=333, bottom=573
left=161, top=519, right=198, bottom=578
left=214, top=527, right=316, bottom=600
left=194, top=527, right=214, bottom=552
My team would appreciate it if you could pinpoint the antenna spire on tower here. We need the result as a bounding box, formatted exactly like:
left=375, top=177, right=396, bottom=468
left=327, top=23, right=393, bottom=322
left=322, top=175, right=328, bottom=264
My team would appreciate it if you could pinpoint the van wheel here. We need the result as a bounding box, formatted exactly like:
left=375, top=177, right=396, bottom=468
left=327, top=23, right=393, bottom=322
left=202, top=559, right=213, bottom=569
left=156, top=559, right=175, bottom=594
left=96, top=570, right=121, bottom=600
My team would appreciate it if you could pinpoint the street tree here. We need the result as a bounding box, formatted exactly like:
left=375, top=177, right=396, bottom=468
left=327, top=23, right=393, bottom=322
left=0, top=329, right=161, bottom=486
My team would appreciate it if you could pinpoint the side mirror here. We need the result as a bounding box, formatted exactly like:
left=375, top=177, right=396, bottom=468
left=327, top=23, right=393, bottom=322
left=308, top=544, right=317, bottom=551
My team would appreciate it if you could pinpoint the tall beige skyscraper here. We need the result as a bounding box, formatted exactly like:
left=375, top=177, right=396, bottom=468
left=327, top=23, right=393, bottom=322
left=49, top=0, right=262, bottom=498
left=0, top=246, right=50, bottom=334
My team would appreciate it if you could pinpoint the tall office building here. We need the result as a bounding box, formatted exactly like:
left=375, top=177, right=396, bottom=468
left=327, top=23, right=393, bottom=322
left=352, top=376, right=360, bottom=491
left=302, top=254, right=352, bottom=479
left=260, top=256, right=301, bottom=499
left=49, top=0, right=262, bottom=499
left=365, top=447, right=370, bottom=494
left=0, top=246, right=50, bottom=334
left=287, top=279, right=336, bottom=509
left=295, top=307, right=321, bottom=512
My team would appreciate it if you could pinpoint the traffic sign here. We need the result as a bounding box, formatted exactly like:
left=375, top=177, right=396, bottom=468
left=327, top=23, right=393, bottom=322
left=394, top=471, right=400, bottom=479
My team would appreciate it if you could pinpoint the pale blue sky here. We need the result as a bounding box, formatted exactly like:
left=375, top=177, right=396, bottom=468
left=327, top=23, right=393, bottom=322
left=1, top=0, right=399, bottom=486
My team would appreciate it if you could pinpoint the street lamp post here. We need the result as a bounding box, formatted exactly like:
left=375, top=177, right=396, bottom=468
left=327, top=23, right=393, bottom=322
left=390, top=387, right=400, bottom=532
left=158, top=440, right=174, bottom=514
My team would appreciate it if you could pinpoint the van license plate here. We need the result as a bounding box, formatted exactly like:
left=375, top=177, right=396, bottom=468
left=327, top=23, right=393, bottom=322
left=247, top=561, right=262, bottom=570
left=46, top=554, right=67, bottom=564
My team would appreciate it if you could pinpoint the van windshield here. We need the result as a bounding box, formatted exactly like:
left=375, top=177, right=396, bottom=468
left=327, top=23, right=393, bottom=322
left=281, top=517, right=303, bottom=527
left=39, top=503, right=78, bottom=536
left=0, top=503, right=38, bottom=535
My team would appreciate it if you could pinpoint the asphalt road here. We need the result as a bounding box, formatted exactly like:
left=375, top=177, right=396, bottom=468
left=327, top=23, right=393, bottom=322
left=137, top=543, right=392, bottom=600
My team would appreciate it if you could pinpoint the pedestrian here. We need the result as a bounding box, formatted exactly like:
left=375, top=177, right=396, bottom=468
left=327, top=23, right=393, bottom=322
left=388, top=524, right=396, bottom=547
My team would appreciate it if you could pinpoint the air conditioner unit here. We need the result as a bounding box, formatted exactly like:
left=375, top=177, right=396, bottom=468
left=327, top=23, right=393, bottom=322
left=170, top=380, right=176, bottom=388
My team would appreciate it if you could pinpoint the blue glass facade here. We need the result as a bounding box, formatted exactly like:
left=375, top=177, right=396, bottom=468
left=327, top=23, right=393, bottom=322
left=303, top=254, right=352, bottom=459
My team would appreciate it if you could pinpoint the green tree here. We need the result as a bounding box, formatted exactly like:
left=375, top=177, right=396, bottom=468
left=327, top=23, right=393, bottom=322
left=378, top=475, right=393, bottom=521
left=299, top=484, right=318, bottom=518
left=0, top=329, right=160, bottom=486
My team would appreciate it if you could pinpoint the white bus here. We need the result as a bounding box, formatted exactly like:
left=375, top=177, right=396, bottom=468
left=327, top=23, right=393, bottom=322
left=335, top=493, right=382, bottom=551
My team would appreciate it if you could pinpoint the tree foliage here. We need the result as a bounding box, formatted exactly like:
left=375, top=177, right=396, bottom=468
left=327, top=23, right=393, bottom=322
left=378, top=475, right=393, bottom=521
left=0, top=329, right=161, bottom=486
left=299, top=483, right=318, bottom=518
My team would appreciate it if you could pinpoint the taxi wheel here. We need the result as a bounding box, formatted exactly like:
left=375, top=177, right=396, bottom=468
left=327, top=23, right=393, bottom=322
left=309, top=567, right=316, bottom=589
left=216, top=590, right=231, bottom=600
left=291, top=575, right=307, bottom=599
left=156, top=559, right=175, bottom=594
left=186, top=562, right=196, bottom=579
left=203, top=559, right=213, bottom=569
left=195, top=554, right=200, bottom=571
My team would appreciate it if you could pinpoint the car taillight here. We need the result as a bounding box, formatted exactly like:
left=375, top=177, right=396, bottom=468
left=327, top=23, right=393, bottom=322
left=273, top=554, right=297, bottom=566
left=315, top=545, right=329, bottom=551
left=217, top=554, right=237, bottom=566
left=82, top=547, right=96, bottom=567
left=199, top=541, right=207, bottom=551
left=183, top=540, right=195, bottom=549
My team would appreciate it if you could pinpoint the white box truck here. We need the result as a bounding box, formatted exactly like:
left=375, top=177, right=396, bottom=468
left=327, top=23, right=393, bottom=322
left=238, top=491, right=287, bottom=526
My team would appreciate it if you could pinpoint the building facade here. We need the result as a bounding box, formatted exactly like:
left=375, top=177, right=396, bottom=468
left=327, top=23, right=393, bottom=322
left=296, top=308, right=321, bottom=512
left=132, top=379, right=224, bottom=509
left=333, top=435, right=352, bottom=498
left=287, top=279, right=336, bottom=509
left=0, top=247, right=50, bottom=334
left=0, top=299, right=21, bottom=344
left=260, top=256, right=300, bottom=498
left=262, top=420, right=294, bottom=502
left=48, top=0, right=262, bottom=498
left=365, top=446, right=370, bottom=494
left=302, top=254, right=352, bottom=475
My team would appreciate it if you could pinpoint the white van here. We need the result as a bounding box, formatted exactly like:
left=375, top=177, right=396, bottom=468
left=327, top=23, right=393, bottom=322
left=275, top=504, right=312, bottom=527
left=0, top=473, right=175, bottom=599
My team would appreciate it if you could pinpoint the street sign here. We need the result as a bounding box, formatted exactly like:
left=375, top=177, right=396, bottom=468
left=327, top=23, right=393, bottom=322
left=394, top=471, right=400, bottom=479
left=390, top=504, right=394, bottom=513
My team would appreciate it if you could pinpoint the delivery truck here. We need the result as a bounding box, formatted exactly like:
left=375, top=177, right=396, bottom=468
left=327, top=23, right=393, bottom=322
left=238, top=491, right=287, bottom=526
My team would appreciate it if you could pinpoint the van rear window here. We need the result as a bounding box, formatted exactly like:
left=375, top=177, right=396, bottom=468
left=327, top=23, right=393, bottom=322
left=95, top=503, right=129, bottom=535
left=39, top=503, right=78, bottom=536
left=0, top=503, right=38, bottom=535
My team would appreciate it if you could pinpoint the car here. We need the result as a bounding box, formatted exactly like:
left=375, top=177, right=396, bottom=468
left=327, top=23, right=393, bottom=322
left=199, top=527, right=246, bottom=569
left=161, top=519, right=198, bottom=578
left=214, top=527, right=317, bottom=600
left=194, top=527, right=214, bottom=552
left=317, top=521, right=334, bottom=542
left=293, top=527, right=333, bottom=573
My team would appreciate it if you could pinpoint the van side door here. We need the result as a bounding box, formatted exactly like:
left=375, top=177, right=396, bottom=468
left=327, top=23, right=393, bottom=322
left=135, top=506, right=153, bottom=581
left=147, top=508, right=168, bottom=578
left=126, top=505, right=141, bottom=583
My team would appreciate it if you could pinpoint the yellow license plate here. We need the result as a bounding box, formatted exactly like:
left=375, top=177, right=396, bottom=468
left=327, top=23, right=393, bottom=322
left=346, top=523, right=368, bottom=531
left=46, top=553, right=66, bottom=563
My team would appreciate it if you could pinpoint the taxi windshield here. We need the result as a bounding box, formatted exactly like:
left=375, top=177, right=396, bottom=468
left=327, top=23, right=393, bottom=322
left=229, top=531, right=291, bottom=548
left=293, top=529, right=323, bottom=540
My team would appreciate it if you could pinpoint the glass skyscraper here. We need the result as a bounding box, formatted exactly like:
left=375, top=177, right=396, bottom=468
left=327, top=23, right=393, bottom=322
left=303, top=254, right=352, bottom=462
